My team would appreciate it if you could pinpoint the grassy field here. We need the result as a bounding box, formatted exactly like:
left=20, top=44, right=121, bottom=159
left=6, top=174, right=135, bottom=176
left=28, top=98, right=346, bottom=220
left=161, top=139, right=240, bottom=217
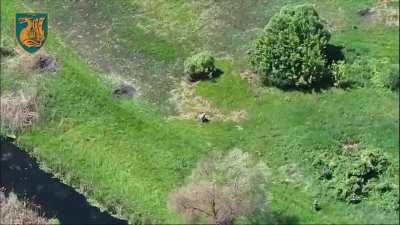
left=1, top=0, right=399, bottom=224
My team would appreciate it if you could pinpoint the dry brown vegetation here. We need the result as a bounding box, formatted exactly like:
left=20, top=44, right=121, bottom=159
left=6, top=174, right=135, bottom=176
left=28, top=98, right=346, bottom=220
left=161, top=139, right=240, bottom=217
left=0, top=90, right=39, bottom=132
left=376, top=0, right=399, bottom=27
left=365, top=0, right=400, bottom=26
left=0, top=189, right=54, bottom=225
left=168, top=149, right=268, bottom=225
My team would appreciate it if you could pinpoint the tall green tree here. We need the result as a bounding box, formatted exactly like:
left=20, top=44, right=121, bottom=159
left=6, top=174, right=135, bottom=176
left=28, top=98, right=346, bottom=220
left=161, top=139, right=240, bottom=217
left=249, top=4, right=331, bottom=88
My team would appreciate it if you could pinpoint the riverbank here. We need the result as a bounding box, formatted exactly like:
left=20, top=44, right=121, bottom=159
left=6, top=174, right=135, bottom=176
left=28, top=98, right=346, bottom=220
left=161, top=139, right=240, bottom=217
left=0, top=188, right=56, bottom=225
left=0, top=138, right=127, bottom=224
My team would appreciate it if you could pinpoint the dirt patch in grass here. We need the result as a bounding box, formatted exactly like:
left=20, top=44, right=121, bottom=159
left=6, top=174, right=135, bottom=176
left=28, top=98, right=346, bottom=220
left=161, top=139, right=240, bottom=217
left=341, top=138, right=361, bottom=153
left=15, top=53, right=57, bottom=74
left=278, top=163, right=305, bottom=184
left=112, top=84, right=137, bottom=98
left=240, top=70, right=262, bottom=87
left=5, top=47, right=57, bottom=75
left=358, top=1, right=399, bottom=26
left=169, top=80, right=247, bottom=122
left=375, top=0, right=399, bottom=26
left=358, top=8, right=377, bottom=23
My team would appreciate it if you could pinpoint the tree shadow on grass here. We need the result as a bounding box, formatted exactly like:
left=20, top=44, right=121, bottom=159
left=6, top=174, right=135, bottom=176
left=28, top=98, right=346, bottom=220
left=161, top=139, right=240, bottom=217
left=249, top=210, right=299, bottom=225
left=211, top=68, right=224, bottom=80
left=186, top=68, right=224, bottom=83
left=326, top=44, right=345, bottom=65
left=272, top=77, right=335, bottom=93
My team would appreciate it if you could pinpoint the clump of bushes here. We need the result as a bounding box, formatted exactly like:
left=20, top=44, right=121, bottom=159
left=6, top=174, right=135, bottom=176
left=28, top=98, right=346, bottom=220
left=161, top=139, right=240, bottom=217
left=336, top=148, right=390, bottom=203
left=331, top=58, right=399, bottom=90
left=314, top=146, right=396, bottom=208
left=168, top=149, right=268, bottom=225
left=248, top=4, right=331, bottom=89
left=184, top=51, right=216, bottom=82
left=248, top=4, right=399, bottom=92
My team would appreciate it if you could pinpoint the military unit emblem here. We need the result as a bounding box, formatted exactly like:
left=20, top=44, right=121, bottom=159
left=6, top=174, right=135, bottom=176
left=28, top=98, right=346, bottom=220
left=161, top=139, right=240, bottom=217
left=16, top=13, right=48, bottom=53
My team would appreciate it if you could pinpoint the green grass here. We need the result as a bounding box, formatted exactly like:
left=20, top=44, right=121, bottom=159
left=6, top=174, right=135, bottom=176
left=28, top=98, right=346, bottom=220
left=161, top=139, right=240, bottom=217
left=115, top=23, right=180, bottom=61
left=333, top=27, right=400, bottom=63
left=196, top=60, right=255, bottom=112
left=196, top=62, right=398, bottom=224
left=313, top=0, right=399, bottom=63
left=1, top=0, right=399, bottom=224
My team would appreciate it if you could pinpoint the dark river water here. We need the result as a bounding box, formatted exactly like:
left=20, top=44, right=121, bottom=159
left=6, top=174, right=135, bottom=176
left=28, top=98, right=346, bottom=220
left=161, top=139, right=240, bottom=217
left=0, top=137, right=128, bottom=224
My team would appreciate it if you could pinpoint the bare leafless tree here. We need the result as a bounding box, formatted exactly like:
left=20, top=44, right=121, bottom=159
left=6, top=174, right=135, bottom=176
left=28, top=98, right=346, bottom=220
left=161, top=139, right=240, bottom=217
left=168, top=149, right=268, bottom=225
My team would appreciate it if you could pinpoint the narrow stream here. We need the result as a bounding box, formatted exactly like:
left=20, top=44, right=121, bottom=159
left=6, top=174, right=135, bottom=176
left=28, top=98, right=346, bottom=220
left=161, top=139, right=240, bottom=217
left=0, top=137, right=128, bottom=224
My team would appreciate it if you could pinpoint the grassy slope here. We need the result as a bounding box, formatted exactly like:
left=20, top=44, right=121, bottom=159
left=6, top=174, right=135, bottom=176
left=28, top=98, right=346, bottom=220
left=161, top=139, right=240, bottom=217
left=1, top=1, right=206, bottom=223
left=196, top=63, right=399, bottom=223
left=1, top=0, right=399, bottom=224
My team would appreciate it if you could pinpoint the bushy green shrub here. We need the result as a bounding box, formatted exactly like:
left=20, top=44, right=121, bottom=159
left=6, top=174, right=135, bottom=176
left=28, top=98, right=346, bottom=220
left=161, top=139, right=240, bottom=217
left=336, top=148, right=390, bottom=203
left=314, top=146, right=396, bottom=208
left=184, top=51, right=216, bottom=82
left=332, top=58, right=399, bottom=90
left=248, top=4, right=331, bottom=88
left=331, top=59, right=372, bottom=88
left=371, top=63, right=399, bottom=91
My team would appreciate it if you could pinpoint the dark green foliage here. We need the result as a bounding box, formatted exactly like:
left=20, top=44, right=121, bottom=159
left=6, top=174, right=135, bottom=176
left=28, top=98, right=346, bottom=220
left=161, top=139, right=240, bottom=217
left=384, top=65, right=399, bottom=91
left=375, top=182, right=393, bottom=194
left=331, top=59, right=373, bottom=88
left=338, top=148, right=390, bottom=203
left=332, top=58, right=399, bottom=90
left=184, top=51, right=216, bottom=82
left=248, top=4, right=331, bottom=88
left=315, top=147, right=393, bottom=205
left=320, top=168, right=333, bottom=180
left=0, top=46, right=14, bottom=57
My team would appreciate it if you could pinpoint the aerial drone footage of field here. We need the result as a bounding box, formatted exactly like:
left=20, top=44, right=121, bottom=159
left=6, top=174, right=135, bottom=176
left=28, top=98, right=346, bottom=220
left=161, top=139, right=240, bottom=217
left=0, top=0, right=399, bottom=224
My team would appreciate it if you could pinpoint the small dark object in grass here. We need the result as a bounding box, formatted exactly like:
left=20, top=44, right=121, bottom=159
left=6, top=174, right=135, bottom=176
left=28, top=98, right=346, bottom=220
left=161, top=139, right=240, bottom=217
left=348, top=194, right=362, bottom=204
left=376, top=182, right=393, bottom=193
left=0, top=46, right=15, bottom=57
left=197, top=113, right=209, bottom=123
left=320, top=168, right=333, bottom=180
left=358, top=8, right=373, bottom=17
left=357, top=8, right=376, bottom=23
left=36, top=55, right=57, bottom=72
left=113, top=84, right=136, bottom=98
left=313, top=200, right=322, bottom=211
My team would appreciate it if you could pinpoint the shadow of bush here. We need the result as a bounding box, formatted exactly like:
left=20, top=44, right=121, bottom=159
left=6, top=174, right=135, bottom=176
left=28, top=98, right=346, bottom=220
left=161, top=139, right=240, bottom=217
left=249, top=210, right=299, bottom=224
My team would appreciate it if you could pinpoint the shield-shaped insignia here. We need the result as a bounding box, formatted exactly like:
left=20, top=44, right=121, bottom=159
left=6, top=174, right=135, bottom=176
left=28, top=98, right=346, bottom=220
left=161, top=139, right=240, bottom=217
left=16, top=13, right=48, bottom=53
